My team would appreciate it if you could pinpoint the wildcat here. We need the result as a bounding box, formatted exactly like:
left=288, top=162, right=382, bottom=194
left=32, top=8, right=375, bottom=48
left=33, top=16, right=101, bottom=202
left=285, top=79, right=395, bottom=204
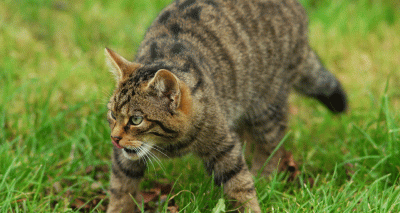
left=104, top=0, right=347, bottom=212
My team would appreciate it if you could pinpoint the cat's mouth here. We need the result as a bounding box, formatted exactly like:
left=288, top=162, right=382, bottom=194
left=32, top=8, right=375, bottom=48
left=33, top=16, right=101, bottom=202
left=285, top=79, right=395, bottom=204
left=121, top=144, right=152, bottom=160
left=123, top=147, right=138, bottom=154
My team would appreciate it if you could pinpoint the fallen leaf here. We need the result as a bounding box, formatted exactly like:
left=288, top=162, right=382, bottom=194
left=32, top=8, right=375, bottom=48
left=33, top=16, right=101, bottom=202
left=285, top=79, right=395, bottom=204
left=159, top=182, right=173, bottom=195
left=289, top=105, right=299, bottom=115
left=140, top=190, right=160, bottom=203
left=90, top=181, right=102, bottom=190
left=137, top=181, right=175, bottom=212
left=139, top=181, right=174, bottom=204
left=167, top=205, right=179, bottom=213
left=12, top=198, right=27, bottom=204
left=279, top=150, right=301, bottom=181
left=345, top=163, right=355, bottom=179
left=71, top=198, right=88, bottom=210
left=307, top=177, right=315, bottom=188
left=85, top=166, right=94, bottom=174
left=71, top=196, right=107, bottom=212
left=53, top=181, right=62, bottom=193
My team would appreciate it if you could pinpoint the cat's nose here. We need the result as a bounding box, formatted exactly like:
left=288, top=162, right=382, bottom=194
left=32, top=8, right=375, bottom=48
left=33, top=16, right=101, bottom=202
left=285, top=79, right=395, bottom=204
left=111, top=135, right=122, bottom=142
left=111, top=136, right=123, bottom=148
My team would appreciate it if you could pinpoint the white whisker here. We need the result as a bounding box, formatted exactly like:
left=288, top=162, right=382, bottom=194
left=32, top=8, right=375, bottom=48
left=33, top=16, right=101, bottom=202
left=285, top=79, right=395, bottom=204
left=142, top=143, right=167, bottom=175
left=139, top=147, right=148, bottom=166
left=144, top=149, right=156, bottom=172
left=147, top=149, right=164, bottom=168
left=138, top=145, right=156, bottom=171
left=151, top=144, right=169, bottom=158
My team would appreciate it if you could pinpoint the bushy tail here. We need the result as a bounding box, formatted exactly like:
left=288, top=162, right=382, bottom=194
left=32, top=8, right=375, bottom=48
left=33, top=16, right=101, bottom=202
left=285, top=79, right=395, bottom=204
left=293, top=49, right=347, bottom=113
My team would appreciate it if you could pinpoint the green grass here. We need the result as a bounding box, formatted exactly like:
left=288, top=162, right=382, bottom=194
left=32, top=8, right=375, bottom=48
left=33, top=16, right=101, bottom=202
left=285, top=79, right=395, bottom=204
left=1, top=0, right=399, bottom=212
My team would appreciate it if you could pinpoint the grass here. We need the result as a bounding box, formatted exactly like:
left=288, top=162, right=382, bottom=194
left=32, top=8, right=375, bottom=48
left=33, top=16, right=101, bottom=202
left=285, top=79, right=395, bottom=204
left=0, top=0, right=399, bottom=212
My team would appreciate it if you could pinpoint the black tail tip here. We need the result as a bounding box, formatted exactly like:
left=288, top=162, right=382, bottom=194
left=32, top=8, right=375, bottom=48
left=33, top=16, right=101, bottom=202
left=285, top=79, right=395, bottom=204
left=316, top=83, right=348, bottom=113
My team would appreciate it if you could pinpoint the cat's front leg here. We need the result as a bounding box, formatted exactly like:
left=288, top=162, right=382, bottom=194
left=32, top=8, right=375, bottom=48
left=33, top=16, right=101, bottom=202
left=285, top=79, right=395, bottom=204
left=200, top=138, right=261, bottom=213
left=107, top=148, right=146, bottom=213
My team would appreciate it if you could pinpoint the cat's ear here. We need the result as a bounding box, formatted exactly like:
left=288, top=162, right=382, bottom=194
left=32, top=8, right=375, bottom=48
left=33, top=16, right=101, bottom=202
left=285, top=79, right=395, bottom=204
left=147, top=69, right=181, bottom=111
left=105, top=48, right=141, bottom=83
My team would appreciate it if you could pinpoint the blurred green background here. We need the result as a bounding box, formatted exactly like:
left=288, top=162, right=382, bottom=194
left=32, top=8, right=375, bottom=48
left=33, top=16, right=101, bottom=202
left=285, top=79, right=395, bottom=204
left=0, top=0, right=399, bottom=212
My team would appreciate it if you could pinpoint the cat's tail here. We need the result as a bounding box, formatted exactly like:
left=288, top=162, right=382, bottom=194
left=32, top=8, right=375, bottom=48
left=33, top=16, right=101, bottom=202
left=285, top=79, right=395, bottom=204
left=293, top=48, right=347, bottom=113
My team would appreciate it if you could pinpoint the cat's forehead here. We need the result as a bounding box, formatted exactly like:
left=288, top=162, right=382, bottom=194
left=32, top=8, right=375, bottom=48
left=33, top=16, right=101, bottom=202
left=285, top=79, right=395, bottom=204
left=109, top=65, right=173, bottom=114
left=111, top=89, right=137, bottom=112
left=110, top=82, right=155, bottom=115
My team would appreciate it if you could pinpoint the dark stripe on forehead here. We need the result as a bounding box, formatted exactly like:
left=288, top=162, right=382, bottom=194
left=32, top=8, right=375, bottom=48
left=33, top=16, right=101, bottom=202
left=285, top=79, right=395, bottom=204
left=205, top=0, right=218, bottom=7
left=150, top=42, right=159, bottom=60
left=117, top=94, right=131, bottom=111
left=132, top=70, right=157, bottom=86
left=169, top=23, right=181, bottom=38
left=159, top=11, right=171, bottom=24
left=184, top=6, right=202, bottom=21
left=179, top=0, right=196, bottom=10
left=170, top=43, right=185, bottom=55
left=131, top=63, right=173, bottom=87
left=120, top=88, right=128, bottom=96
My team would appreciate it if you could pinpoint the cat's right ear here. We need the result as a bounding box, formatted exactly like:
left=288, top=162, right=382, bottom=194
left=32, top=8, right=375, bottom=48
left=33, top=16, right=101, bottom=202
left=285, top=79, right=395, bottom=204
left=105, top=48, right=142, bottom=83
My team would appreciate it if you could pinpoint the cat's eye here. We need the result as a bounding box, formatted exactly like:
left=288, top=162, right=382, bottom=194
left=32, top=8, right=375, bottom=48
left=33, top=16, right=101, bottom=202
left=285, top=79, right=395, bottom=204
left=111, top=111, right=116, bottom=119
left=130, top=116, right=143, bottom=126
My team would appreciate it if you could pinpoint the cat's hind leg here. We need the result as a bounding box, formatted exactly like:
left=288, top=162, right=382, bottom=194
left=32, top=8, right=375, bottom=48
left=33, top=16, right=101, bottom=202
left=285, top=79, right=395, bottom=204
left=196, top=130, right=261, bottom=213
left=245, top=93, right=288, bottom=177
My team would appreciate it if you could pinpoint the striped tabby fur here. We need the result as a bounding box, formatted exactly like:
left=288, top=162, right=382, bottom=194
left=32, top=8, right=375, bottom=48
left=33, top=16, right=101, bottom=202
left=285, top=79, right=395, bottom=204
left=105, top=0, right=347, bottom=212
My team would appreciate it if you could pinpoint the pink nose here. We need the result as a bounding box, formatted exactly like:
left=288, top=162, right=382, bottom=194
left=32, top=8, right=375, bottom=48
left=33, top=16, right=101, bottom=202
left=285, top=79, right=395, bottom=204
left=111, top=136, right=123, bottom=149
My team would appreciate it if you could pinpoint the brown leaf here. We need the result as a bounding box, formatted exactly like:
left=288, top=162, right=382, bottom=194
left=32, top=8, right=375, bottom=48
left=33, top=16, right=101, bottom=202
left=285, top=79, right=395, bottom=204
left=139, top=181, right=174, bottom=204
left=71, top=198, right=88, bottom=210
left=307, top=177, right=315, bottom=188
left=12, top=198, right=27, bottom=204
left=167, top=197, right=176, bottom=207
left=85, top=166, right=94, bottom=174
left=159, top=182, right=173, bottom=195
left=167, top=205, right=179, bottom=213
left=140, top=190, right=160, bottom=203
left=289, top=105, right=299, bottom=115
left=136, top=181, right=175, bottom=212
left=279, top=150, right=301, bottom=181
left=71, top=196, right=107, bottom=212
left=345, top=163, right=355, bottom=179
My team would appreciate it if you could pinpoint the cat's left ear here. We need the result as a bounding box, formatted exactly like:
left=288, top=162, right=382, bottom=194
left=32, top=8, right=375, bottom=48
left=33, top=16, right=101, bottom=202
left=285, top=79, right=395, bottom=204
left=105, top=48, right=142, bottom=83
left=147, top=69, right=181, bottom=112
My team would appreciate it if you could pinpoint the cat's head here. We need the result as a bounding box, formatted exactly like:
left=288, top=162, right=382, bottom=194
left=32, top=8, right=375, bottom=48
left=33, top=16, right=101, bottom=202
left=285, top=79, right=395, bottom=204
left=105, top=48, right=193, bottom=160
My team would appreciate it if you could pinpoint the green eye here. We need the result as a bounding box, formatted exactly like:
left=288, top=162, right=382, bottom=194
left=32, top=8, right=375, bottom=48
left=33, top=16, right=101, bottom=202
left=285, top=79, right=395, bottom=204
left=130, top=116, right=143, bottom=126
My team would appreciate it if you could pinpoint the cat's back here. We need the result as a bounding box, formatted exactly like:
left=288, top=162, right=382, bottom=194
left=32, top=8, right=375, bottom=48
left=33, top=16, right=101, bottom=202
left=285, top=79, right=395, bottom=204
left=135, top=0, right=309, bottom=111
